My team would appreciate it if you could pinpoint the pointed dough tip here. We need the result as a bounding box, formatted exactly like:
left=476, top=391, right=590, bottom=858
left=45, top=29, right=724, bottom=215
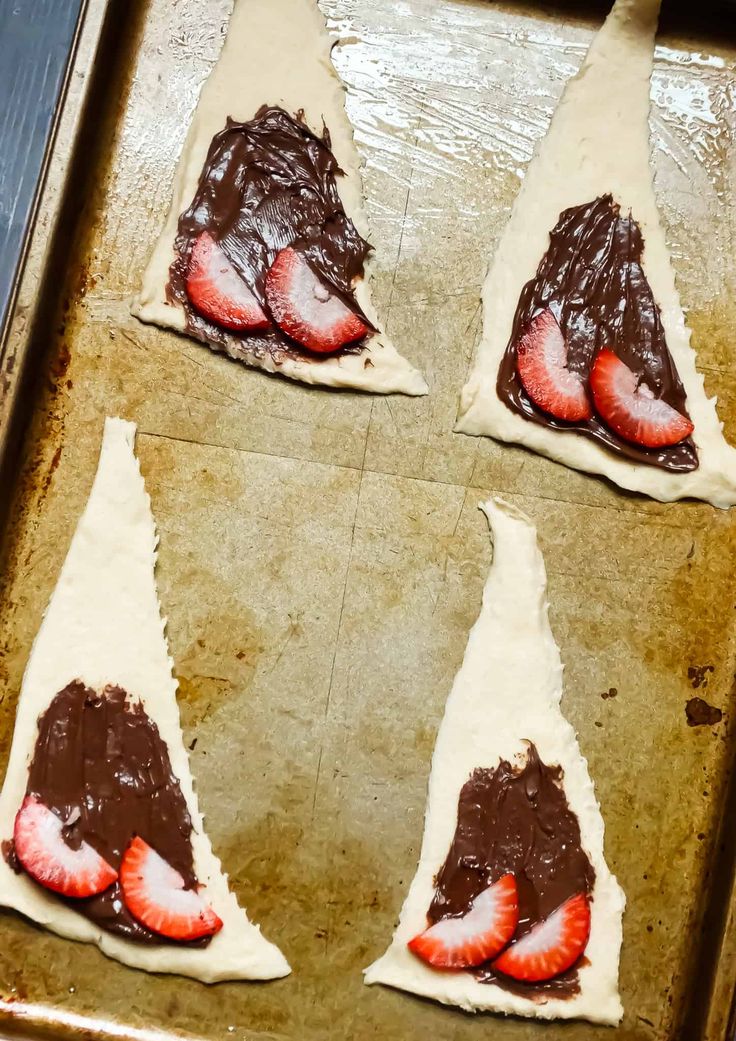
left=0, top=414, right=289, bottom=981
left=479, top=497, right=533, bottom=529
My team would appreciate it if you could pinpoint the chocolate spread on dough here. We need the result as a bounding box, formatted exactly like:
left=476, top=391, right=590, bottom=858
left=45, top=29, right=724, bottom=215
left=168, top=105, right=373, bottom=362
left=427, top=743, right=594, bottom=997
left=7, top=680, right=208, bottom=946
left=497, top=195, right=697, bottom=472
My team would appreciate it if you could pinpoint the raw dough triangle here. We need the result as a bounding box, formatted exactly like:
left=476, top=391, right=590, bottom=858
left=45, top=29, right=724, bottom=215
left=457, top=0, right=736, bottom=507
left=132, top=0, right=427, bottom=397
left=365, top=500, right=625, bottom=1024
left=0, top=418, right=289, bottom=982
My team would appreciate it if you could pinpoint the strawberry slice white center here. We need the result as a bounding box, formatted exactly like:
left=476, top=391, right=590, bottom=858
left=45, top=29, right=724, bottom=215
left=408, top=873, right=518, bottom=969
left=590, top=348, right=694, bottom=448
left=13, top=796, right=117, bottom=898
left=264, top=247, right=368, bottom=354
left=491, top=892, right=591, bottom=982
left=185, top=232, right=268, bottom=332
left=120, top=836, right=222, bottom=941
left=515, top=309, right=592, bottom=422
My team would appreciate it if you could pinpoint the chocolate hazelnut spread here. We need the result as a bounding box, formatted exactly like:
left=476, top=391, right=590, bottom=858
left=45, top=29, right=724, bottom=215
left=7, top=681, right=207, bottom=946
left=427, top=743, right=594, bottom=996
left=497, top=195, right=697, bottom=472
left=168, top=105, right=373, bottom=361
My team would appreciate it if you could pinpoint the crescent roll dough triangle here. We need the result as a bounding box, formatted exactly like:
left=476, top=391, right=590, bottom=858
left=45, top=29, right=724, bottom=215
left=132, top=0, right=427, bottom=397
left=365, top=500, right=625, bottom=1024
left=0, top=418, right=289, bottom=982
left=457, top=0, right=736, bottom=507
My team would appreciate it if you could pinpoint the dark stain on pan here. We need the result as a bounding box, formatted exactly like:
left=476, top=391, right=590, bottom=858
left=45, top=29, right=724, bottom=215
left=686, top=698, right=723, bottom=729
left=47, top=343, right=71, bottom=387
left=688, top=665, right=715, bottom=690
left=74, top=261, right=99, bottom=302
left=566, top=499, right=736, bottom=1038
left=7, top=336, right=73, bottom=517
left=40, top=446, right=62, bottom=496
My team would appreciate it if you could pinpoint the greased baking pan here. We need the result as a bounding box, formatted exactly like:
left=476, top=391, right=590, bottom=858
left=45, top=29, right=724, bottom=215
left=1, top=1, right=736, bottom=1038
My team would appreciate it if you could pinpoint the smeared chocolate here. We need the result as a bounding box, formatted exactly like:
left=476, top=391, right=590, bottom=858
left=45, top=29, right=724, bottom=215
left=2, top=839, right=20, bottom=874
left=10, top=680, right=208, bottom=946
left=168, top=105, right=373, bottom=362
left=497, top=195, right=697, bottom=472
left=427, top=743, right=594, bottom=997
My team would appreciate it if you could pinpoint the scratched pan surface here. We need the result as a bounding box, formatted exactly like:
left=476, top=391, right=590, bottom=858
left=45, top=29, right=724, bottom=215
left=0, top=1, right=736, bottom=1039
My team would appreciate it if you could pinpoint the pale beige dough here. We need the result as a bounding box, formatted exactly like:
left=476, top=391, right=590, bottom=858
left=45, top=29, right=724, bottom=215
left=457, top=0, right=736, bottom=508
left=365, top=500, right=625, bottom=1024
left=132, top=0, right=427, bottom=397
left=0, top=418, right=289, bottom=982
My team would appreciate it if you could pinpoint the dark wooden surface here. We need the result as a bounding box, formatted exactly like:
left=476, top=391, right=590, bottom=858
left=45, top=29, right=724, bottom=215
left=0, top=0, right=85, bottom=341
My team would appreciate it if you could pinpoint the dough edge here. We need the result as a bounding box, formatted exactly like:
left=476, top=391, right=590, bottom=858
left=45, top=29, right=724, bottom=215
left=364, top=499, right=625, bottom=1025
left=0, top=418, right=290, bottom=982
left=131, top=0, right=427, bottom=398
left=456, top=0, right=736, bottom=508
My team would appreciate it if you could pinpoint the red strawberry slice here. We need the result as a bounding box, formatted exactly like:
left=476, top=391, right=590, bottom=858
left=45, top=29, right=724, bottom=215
left=185, top=232, right=269, bottom=332
left=590, top=348, right=694, bottom=448
left=264, top=247, right=368, bottom=354
left=408, top=874, right=518, bottom=969
left=120, top=836, right=222, bottom=941
left=13, top=796, right=117, bottom=898
left=516, top=309, right=592, bottom=422
left=491, top=892, right=591, bottom=982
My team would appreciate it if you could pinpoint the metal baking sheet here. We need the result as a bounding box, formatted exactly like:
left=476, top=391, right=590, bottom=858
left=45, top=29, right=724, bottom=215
left=1, top=1, right=736, bottom=1038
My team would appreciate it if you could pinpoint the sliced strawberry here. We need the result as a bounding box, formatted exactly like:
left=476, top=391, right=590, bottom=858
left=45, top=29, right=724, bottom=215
left=590, top=348, right=694, bottom=448
left=491, top=892, right=591, bottom=982
left=120, top=836, right=222, bottom=941
left=185, top=232, right=269, bottom=332
left=516, top=309, right=592, bottom=422
left=408, top=874, right=518, bottom=969
left=13, top=796, right=117, bottom=898
left=264, top=247, right=368, bottom=354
